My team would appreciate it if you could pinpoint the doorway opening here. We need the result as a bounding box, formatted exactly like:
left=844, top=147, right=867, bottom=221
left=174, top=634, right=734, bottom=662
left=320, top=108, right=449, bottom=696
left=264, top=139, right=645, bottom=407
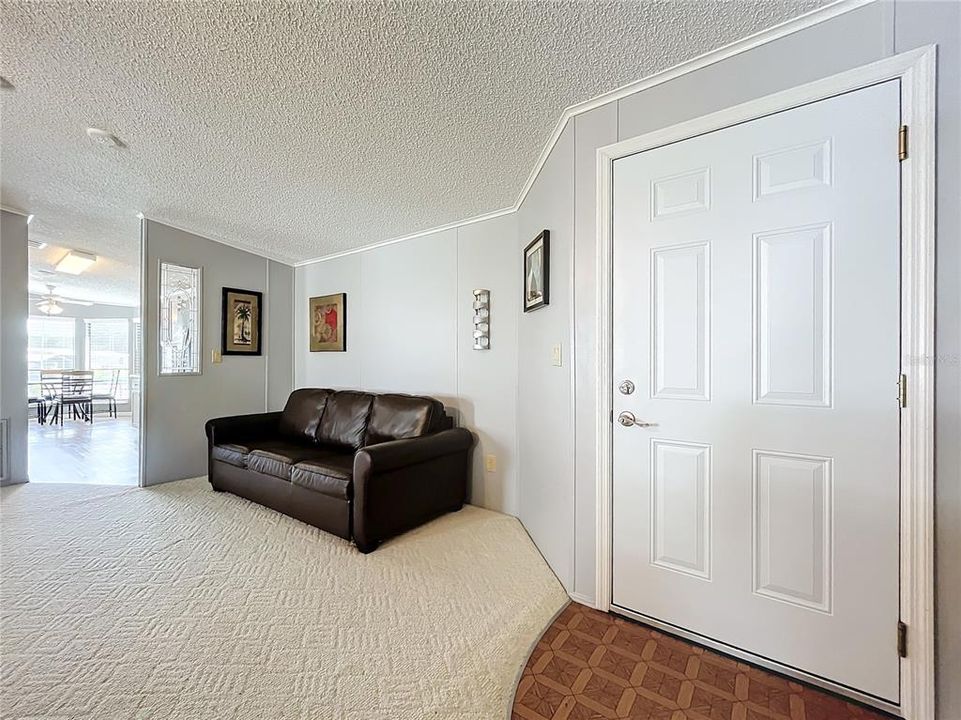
left=26, top=227, right=142, bottom=486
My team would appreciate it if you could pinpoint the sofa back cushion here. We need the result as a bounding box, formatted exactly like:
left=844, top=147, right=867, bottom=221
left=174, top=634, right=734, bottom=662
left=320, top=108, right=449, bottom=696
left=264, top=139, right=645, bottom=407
left=363, top=394, right=446, bottom=446
left=316, top=391, right=374, bottom=450
left=279, top=389, right=331, bottom=443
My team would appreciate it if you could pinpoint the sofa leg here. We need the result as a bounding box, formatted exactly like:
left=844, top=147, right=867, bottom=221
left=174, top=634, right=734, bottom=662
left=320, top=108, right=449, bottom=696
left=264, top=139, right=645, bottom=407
left=354, top=538, right=379, bottom=554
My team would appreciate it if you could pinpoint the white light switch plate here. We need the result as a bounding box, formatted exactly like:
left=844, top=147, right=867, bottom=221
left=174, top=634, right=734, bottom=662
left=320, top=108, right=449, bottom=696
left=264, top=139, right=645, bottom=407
left=551, top=343, right=562, bottom=367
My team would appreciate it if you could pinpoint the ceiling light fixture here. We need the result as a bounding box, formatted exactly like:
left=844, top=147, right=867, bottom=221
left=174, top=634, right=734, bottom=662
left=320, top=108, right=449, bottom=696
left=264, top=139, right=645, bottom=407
left=86, top=127, right=125, bottom=148
left=55, top=250, right=97, bottom=275
left=36, top=299, right=64, bottom=316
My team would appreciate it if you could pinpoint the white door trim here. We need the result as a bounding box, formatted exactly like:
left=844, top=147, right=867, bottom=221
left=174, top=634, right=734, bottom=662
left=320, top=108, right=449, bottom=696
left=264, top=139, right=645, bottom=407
left=594, top=46, right=936, bottom=719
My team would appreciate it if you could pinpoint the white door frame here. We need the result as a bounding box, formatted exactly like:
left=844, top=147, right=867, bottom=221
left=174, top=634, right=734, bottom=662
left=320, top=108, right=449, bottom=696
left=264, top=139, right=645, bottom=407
left=594, top=46, right=936, bottom=719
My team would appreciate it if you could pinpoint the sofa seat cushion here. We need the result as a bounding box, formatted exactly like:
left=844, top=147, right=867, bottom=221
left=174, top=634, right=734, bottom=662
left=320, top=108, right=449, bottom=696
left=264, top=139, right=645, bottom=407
left=291, top=454, right=354, bottom=500
left=212, top=443, right=250, bottom=467
left=246, top=441, right=329, bottom=480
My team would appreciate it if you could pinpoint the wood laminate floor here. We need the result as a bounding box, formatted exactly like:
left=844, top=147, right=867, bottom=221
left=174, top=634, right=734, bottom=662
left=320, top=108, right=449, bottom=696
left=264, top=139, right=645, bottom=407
left=28, top=414, right=139, bottom=486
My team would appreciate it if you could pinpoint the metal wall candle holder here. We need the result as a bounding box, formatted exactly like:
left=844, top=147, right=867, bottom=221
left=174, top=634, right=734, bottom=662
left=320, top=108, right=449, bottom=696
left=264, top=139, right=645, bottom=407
left=472, top=289, right=490, bottom=350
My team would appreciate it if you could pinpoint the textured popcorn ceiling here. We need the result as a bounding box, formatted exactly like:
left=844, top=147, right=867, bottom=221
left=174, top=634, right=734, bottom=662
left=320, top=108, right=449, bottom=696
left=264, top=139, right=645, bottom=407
left=1, top=0, right=827, bottom=304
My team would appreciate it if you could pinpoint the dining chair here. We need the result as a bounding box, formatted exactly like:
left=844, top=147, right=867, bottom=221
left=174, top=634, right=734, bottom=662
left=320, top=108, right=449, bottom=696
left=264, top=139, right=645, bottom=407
left=39, top=370, right=64, bottom=424
left=55, top=371, right=94, bottom=425
left=92, top=369, right=120, bottom=418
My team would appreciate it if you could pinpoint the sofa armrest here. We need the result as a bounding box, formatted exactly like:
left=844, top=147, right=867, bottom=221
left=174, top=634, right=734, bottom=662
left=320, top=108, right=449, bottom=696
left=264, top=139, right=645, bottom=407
left=205, top=412, right=282, bottom=447
left=352, top=428, right=474, bottom=552
left=357, top=428, right=472, bottom=472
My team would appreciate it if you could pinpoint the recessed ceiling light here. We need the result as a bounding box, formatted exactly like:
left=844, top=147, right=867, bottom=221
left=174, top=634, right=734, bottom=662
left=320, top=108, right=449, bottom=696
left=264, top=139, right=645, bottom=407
left=86, top=127, right=125, bottom=148
left=55, top=250, right=97, bottom=275
left=0, top=77, right=13, bottom=90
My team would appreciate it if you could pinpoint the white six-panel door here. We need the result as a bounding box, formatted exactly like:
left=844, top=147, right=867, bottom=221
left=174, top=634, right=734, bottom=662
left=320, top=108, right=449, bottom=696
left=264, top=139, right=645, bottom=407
left=611, top=80, right=901, bottom=701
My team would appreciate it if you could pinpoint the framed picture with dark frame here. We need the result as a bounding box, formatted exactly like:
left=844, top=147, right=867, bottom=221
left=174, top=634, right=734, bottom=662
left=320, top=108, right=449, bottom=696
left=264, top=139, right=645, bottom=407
left=523, top=229, right=550, bottom=312
left=309, top=293, right=347, bottom=352
left=221, top=287, right=263, bottom=356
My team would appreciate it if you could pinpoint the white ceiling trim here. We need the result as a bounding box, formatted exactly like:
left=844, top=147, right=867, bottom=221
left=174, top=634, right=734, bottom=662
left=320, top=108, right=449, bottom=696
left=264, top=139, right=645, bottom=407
left=0, top=204, right=30, bottom=218
left=293, top=0, right=872, bottom=268
left=137, top=213, right=290, bottom=267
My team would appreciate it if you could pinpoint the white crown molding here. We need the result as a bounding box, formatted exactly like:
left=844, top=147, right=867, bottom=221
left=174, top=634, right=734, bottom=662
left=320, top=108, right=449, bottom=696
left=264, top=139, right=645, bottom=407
left=293, top=205, right=515, bottom=266
left=137, top=213, right=297, bottom=267
left=296, top=0, right=874, bottom=267
left=0, top=204, right=30, bottom=217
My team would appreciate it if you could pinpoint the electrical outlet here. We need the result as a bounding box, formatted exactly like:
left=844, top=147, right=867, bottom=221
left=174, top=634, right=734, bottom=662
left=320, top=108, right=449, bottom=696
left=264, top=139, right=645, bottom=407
left=211, top=349, right=222, bottom=364
left=551, top=343, right=562, bottom=367
left=485, top=454, right=497, bottom=473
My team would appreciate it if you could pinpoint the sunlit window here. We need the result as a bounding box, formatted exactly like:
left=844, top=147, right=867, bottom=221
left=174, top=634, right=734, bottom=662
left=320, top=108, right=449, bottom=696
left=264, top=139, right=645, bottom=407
left=85, top=319, right=131, bottom=401
left=159, top=262, right=201, bottom=375
left=27, top=317, right=77, bottom=389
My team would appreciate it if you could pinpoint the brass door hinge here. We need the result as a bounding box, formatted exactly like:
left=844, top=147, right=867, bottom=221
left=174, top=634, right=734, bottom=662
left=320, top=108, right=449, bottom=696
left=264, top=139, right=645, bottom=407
left=897, top=620, right=908, bottom=658
left=899, top=125, right=908, bottom=161
left=898, top=373, right=908, bottom=408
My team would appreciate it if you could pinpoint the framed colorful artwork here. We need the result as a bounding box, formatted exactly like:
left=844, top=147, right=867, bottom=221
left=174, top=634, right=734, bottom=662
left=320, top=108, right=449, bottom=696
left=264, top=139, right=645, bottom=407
left=523, top=230, right=550, bottom=312
left=309, top=293, right=346, bottom=352
left=221, top=287, right=262, bottom=356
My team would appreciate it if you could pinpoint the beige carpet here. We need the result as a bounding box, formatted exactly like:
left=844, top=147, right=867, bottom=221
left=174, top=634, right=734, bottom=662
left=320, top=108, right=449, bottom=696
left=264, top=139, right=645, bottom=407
left=0, top=478, right=567, bottom=719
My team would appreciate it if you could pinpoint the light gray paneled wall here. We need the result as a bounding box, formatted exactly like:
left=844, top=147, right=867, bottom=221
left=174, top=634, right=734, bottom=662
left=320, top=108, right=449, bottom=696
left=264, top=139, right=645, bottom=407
left=457, top=213, right=519, bottom=515
left=357, top=230, right=458, bottom=397
left=895, top=3, right=961, bottom=717
left=293, top=214, right=520, bottom=516
left=516, top=121, right=575, bottom=591
left=0, top=210, right=29, bottom=485
left=141, top=220, right=292, bottom=485
left=266, top=260, right=294, bottom=411
left=572, top=104, right=617, bottom=600
left=295, top=253, right=364, bottom=389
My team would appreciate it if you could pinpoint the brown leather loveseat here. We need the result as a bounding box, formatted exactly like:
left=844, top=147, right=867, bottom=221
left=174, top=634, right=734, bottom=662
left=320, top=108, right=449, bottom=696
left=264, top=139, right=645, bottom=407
left=205, top=389, right=473, bottom=552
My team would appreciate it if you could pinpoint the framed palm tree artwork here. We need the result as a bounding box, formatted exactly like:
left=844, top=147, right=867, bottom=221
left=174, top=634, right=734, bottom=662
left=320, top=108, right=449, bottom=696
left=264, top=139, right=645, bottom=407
left=221, top=287, right=263, bottom=356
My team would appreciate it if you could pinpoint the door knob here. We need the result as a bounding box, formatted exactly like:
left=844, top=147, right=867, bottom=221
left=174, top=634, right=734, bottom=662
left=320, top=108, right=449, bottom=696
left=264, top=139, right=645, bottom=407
left=617, top=411, right=656, bottom=428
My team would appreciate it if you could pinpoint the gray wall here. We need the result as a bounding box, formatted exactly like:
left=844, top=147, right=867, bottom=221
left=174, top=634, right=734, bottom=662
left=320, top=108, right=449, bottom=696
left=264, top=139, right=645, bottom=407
left=266, top=260, right=294, bottom=412
left=141, top=220, right=293, bottom=485
left=516, top=121, right=576, bottom=591
left=294, top=213, right=521, bottom=516
left=0, top=210, right=29, bottom=485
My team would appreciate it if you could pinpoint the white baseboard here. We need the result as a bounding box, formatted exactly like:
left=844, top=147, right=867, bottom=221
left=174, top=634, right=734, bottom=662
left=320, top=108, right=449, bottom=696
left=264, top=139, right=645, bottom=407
left=568, top=591, right=597, bottom=609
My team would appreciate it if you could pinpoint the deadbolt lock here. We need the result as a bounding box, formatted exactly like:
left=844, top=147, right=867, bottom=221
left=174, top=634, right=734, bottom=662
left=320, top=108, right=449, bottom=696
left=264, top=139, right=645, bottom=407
left=618, top=380, right=635, bottom=395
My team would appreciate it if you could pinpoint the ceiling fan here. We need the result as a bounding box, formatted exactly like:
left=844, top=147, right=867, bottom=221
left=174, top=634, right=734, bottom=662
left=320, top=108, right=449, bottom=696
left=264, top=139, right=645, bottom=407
left=35, top=284, right=94, bottom=315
